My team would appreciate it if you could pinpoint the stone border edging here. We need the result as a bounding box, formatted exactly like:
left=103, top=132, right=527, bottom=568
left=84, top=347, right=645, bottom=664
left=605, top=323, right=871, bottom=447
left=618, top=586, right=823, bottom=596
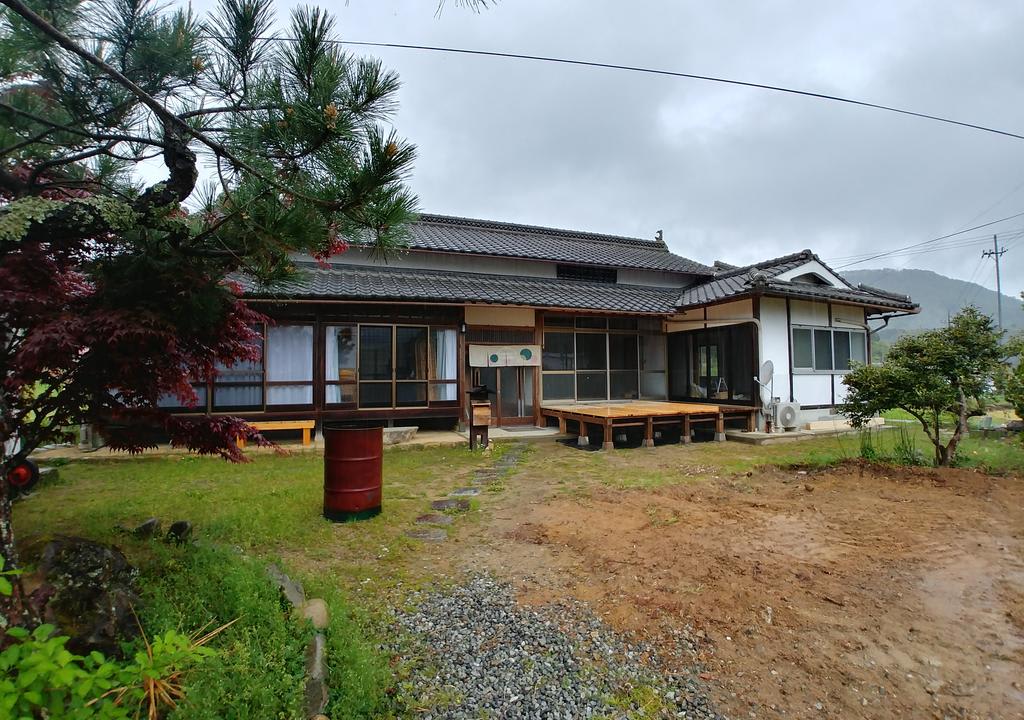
left=266, top=563, right=329, bottom=719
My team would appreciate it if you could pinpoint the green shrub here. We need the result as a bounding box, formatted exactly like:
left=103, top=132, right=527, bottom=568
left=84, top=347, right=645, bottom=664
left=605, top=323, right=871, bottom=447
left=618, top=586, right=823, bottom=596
left=858, top=429, right=879, bottom=461
left=891, top=425, right=925, bottom=466
left=0, top=624, right=132, bottom=719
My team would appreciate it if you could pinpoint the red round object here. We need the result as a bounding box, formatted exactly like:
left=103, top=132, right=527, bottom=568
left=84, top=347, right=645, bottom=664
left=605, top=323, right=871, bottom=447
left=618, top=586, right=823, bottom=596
left=7, top=464, right=32, bottom=487
left=323, top=425, right=383, bottom=522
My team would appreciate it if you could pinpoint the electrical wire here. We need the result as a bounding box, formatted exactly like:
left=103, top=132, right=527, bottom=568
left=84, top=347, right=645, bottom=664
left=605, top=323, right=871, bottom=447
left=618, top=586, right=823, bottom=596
left=191, top=32, right=1024, bottom=143
left=834, top=210, right=1024, bottom=269
left=825, top=229, right=1024, bottom=263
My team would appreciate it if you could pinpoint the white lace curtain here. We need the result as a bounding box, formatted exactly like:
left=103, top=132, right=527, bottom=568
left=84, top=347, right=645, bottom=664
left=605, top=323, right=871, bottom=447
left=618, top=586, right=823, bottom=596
left=432, top=328, right=457, bottom=400
left=266, top=325, right=313, bottom=405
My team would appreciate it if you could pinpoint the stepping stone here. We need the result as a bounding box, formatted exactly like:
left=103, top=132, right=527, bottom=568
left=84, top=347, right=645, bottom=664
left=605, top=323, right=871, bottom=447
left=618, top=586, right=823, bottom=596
left=405, top=528, right=447, bottom=542
left=431, top=498, right=470, bottom=512
left=449, top=487, right=481, bottom=497
left=415, top=513, right=453, bottom=526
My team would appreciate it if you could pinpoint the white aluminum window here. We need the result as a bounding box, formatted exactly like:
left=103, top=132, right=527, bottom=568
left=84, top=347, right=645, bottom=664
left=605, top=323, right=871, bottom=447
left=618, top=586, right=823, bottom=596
left=792, top=326, right=866, bottom=373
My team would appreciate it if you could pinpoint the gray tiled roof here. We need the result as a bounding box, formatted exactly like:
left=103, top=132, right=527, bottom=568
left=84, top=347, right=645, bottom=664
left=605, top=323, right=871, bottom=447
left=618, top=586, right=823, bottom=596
left=241, top=263, right=680, bottom=314
left=678, top=254, right=918, bottom=311
left=376, top=214, right=715, bottom=275
left=710, top=249, right=816, bottom=280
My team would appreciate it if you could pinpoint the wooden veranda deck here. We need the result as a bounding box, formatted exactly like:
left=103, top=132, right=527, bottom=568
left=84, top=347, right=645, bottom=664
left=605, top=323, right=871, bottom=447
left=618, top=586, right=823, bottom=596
left=540, top=400, right=758, bottom=450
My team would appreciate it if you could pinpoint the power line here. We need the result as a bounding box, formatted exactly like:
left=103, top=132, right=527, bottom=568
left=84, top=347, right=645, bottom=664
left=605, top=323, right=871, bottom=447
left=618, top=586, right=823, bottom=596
left=201, top=33, right=1024, bottom=142
left=834, top=210, right=1024, bottom=269
left=825, top=229, right=1024, bottom=263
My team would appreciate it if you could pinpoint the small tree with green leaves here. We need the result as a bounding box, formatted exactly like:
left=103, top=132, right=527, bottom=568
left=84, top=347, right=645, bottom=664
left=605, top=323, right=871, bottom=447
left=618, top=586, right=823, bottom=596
left=842, top=307, right=1004, bottom=466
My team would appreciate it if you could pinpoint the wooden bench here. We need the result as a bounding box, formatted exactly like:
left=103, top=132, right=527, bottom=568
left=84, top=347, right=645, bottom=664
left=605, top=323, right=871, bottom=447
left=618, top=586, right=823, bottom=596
left=237, top=420, right=315, bottom=448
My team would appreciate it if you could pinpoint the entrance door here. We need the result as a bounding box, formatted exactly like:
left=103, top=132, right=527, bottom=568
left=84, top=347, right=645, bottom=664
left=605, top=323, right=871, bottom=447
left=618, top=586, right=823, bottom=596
left=473, top=367, right=535, bottom=426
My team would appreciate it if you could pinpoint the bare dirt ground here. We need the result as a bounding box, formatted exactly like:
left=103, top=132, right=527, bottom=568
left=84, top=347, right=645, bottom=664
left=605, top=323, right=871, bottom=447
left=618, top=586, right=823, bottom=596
left=457, top=442, right=1024, bottom=720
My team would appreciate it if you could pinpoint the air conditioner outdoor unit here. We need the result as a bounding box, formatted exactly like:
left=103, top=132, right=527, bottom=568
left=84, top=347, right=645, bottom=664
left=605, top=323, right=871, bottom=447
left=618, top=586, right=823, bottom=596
left=775, top=402, right=801, bottom=430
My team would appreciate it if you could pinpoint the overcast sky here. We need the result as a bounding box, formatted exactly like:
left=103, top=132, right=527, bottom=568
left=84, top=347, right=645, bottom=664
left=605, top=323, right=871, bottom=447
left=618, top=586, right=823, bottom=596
left=186, top=0, right=1024, bottom=300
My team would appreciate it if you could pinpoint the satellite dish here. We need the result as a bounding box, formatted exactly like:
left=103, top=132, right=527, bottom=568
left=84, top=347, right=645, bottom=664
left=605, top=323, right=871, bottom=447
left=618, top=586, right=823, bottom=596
left=758, top=360, right=774, bottom=386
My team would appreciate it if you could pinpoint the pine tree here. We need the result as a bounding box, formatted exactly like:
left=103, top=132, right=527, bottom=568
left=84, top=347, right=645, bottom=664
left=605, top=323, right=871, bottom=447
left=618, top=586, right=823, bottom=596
left=0, top=0, right=417, bottom=625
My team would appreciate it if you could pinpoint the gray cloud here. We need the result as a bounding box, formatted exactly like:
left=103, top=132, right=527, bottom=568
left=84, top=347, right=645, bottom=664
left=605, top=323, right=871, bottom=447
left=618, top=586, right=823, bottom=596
left=187, top=0, right=1024, bottom=299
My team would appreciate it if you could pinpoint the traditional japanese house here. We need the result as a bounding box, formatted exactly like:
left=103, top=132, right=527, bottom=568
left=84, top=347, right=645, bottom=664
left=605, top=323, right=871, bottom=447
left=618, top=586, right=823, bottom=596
left=165, top=214, right=917, bottom=439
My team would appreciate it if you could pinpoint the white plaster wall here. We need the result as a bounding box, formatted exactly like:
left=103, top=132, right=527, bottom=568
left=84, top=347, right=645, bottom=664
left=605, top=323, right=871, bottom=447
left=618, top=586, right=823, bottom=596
left=832, top=304, right=867, bottom=328
left=789, top=299, right=829, bottom=325
left=759, top=297, right=791, bottom=403
left=292, top=249, right=695, bottom=289
left=834, top=375, right=850, bottom=404
left=793, top=373, right=834, bottom=406
left=775, top=259, right=851, bottom=288
left=618, top=268, right=695, bottom=288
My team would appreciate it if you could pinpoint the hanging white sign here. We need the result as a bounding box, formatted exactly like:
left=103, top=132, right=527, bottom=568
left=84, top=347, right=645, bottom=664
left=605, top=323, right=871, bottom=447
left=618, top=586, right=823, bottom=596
left=468, top=344, right=541, bottom=367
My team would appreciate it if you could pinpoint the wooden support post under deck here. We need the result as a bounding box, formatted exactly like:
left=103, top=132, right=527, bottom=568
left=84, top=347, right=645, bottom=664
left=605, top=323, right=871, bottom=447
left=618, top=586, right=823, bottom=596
left=715, top=412, right=726, bottom=442
left=644, top=417, right=655, bottom=448
left=602, top=419, right=615, bottom=451
left=681, top=415, right=691, bottom=444
left=577, top=420, right=589, bottom=447
left=558, top=416, right=567, bottom=434
left=747, top=409, right=757, bottom=432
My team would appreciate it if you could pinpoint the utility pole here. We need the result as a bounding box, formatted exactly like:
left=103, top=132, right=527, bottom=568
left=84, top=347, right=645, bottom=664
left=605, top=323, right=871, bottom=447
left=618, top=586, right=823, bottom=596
left=981, top=234, right=1007, bottom=330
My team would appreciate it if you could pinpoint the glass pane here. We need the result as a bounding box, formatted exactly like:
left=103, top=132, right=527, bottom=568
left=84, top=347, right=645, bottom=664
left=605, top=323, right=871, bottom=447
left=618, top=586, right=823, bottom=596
left=542, top=332, right=574, bottom=371
left=793, top=329, right=813, bottom=369
left=851, top=331, right=867, bottom=364
left=576, top=333, right=607, bottom=371
left=814, top=329, right=833, bottom=371
left=429, top=382, right=458, bottom=401
left=833, top=330, right=852, bottom=371
left=326, top=384, right=356, bottom=405
left=396, top=326, right=428, bottom=380
left=360, top=326, right=392, bottom=380
left=640, top=372, right=667, bottom=398
left=359, top=382, right=392, bottom=408
left=500, top=367, right=519, bottom=417
left=268, top=384, right=312, bottom=405
left=609, top=334, right=638, bottom=370
left=522, top=370, right=534, bottom=417
left=640, top=335, right=666, bottom=372
left=430, top=328, right=458, bottom=380
left=542, top=373, right=574, bottom=400
left=608, top=317, right=638, bottom=330
left=709, top=346, right=719, bottom=376
left=266, top=325, right=313, bottom=382
left=326, top=325, right=357, bottom=382
left=396, top=382, right=427, bottom=407
left=214, top=384, right=262, bottom=408
left=158, top=385, right=207, bottom=409
left=610, top=370, right=639, bottom=400
left=544, top=314, right=574, bottom=327
left=577, top=371, right=607, bottom=400
left=576, top=316, right=607, bottom=329
left=475, top=367, right=498, bottom=416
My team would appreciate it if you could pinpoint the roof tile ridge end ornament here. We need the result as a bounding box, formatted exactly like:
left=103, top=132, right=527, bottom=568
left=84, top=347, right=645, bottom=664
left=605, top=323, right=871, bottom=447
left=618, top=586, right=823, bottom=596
left=413, top=212, right=667, bottom=250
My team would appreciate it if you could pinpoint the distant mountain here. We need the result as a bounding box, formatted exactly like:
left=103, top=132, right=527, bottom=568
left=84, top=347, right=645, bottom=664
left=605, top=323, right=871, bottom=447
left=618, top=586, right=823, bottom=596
left=843, top=268, right=1024, bottom=340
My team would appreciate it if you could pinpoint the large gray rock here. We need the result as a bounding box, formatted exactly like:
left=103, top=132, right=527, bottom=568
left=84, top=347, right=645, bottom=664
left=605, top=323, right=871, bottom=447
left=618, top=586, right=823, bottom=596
left=36, top=536, right=140, bottom=656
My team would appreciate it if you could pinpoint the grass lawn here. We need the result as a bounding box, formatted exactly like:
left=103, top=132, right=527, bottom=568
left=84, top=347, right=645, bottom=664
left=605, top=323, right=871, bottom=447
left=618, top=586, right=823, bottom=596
left=12, top=429, right=1022, bottom=717
left=13, top=444, right=500, bottom=719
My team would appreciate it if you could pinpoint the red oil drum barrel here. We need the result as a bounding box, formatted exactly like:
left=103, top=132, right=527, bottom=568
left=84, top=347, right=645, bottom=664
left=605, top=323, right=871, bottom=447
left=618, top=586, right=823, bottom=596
left=323, top=425, right=383, bottom=522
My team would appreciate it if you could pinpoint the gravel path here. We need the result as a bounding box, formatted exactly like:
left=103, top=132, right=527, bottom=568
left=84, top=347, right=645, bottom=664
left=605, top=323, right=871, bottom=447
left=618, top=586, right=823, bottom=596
left=389, top=574, right=725, bottom=719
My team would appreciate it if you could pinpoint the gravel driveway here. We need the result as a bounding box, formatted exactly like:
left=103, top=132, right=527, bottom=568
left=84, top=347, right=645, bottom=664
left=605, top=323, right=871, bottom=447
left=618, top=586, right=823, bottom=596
left=390, top=574, right=724, bottom=719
